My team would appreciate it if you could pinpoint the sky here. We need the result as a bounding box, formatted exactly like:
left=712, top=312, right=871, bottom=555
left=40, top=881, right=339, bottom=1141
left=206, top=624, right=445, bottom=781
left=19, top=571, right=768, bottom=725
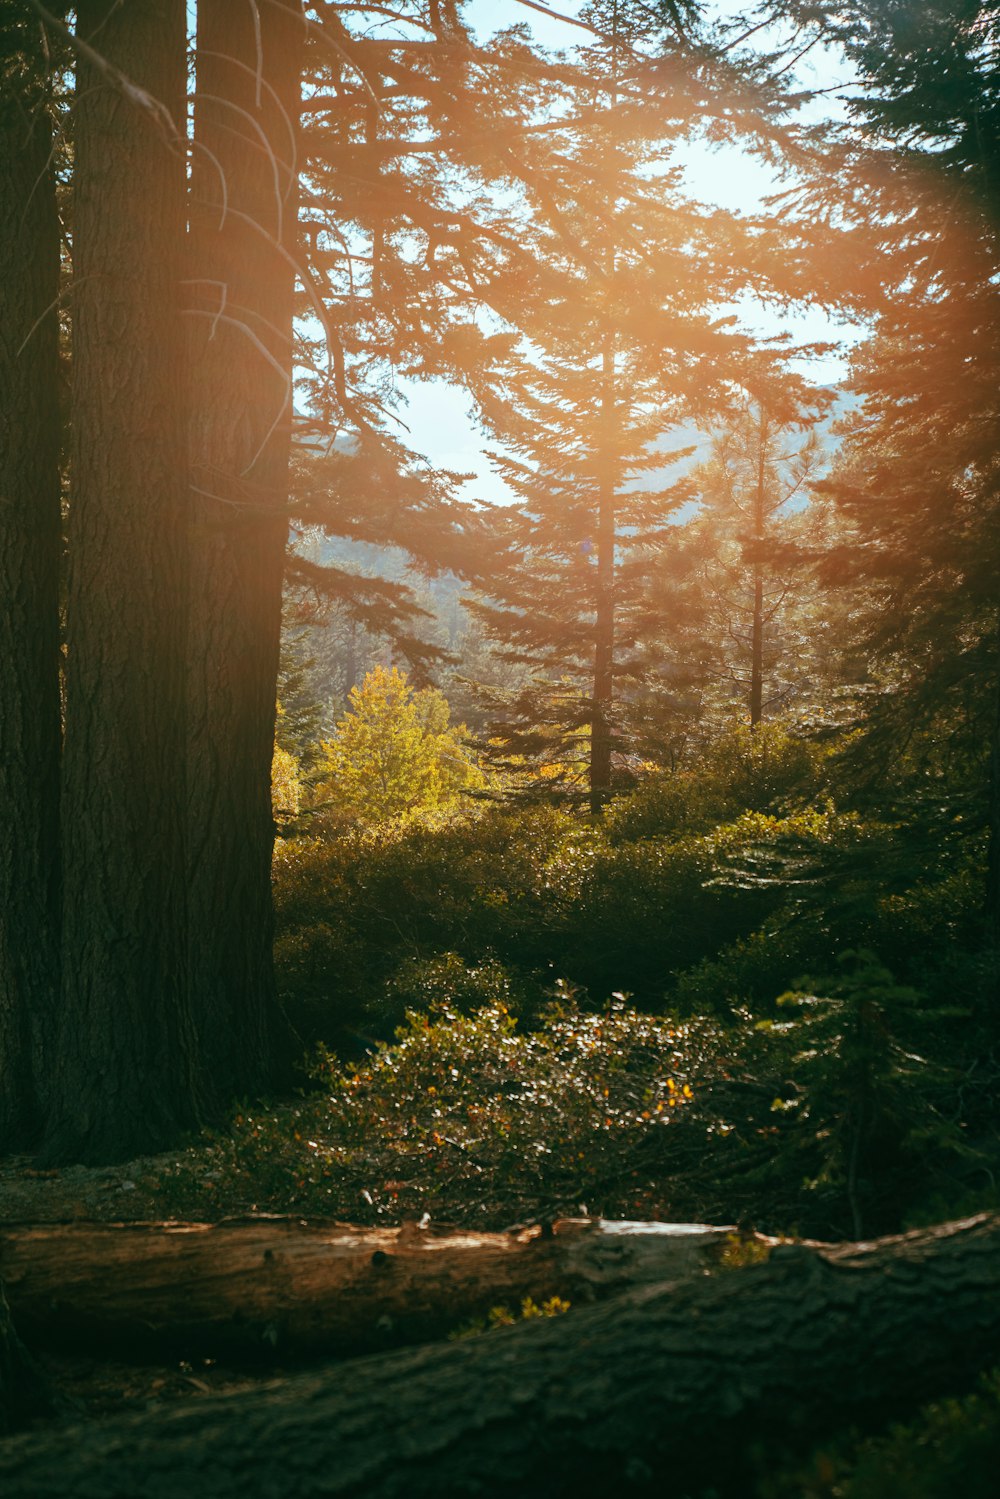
left=399, top=0, right=862, bottom=506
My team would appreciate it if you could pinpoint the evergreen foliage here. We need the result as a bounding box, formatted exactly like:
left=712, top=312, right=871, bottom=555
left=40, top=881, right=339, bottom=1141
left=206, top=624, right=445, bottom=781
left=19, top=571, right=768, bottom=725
left=687, top=383, right=828, bottom=726
left=462, top=7, right=756, bottom=801
left=778, top=0, right=1000, bottom=933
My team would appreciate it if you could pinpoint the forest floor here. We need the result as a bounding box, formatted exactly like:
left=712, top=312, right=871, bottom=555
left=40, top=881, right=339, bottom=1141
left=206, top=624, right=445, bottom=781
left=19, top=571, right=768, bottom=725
left=1, top=1151, right=173, bottom=1223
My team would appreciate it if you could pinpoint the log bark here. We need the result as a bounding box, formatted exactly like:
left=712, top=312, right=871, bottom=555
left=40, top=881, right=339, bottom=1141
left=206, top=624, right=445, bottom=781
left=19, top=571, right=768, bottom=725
left=0, top=1216, right=730, bottom=1359
left=1, top=1214, right=999, bottom=1497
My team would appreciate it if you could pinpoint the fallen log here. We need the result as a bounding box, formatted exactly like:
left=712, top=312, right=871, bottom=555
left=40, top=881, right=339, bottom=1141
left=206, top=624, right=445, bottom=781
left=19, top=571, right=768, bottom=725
left=0, top=1215, right=732, bottom=1358
left=1, top=1213, right=999, bottom=1498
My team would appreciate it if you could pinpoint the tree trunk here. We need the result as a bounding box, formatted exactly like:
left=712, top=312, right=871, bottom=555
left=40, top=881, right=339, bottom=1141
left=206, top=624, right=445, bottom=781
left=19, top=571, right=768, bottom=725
left=0, top=1216, right=730, bottom=1360
left=1, top=1214, right=999, bottom=1496
left=589, top=342, right=616, bottom=810
left=185, top=0, right=304, bottom=1108
left=0, top=8, right=63, bottom=1147
left=985, top=624, right=1000, bottom=950
left=44, top=0, right=194, bottom=1165
left=749, top=406, right=767, bottom=728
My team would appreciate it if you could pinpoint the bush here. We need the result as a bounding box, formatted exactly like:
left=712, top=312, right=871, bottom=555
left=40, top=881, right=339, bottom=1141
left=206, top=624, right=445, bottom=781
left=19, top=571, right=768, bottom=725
left=382, top=953, right=539, bottom=1030
left=272, top=806, right=595, bottom=1046
left=605, top=722, right=824, bottom=844
left=570, top=831, right=776, bottom=1002
left=758, top=951, right=970, bottom=1237
left=670, top=925, right=815, bottom=1017
left=273, top=806, right=783, bottom=1040
left=760, top=1369, right=1000, bottom=1499
left=701, top=720, right=825, bottom=814
left=160, top=998, right=732, bottom=1227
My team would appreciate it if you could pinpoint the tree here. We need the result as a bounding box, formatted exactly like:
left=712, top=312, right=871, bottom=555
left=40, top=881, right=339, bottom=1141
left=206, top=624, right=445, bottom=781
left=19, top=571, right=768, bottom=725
left=466, top=2, right=750, bottom=807
left=184, top=0, right=305, bottom=1114
left=3, top=0, right=587, bottom=1162
left=0, top=4, right=63, bottom=1146
left=689, top=384, right=825, bottom=728
left=779, top=0, right=1000, bottom=938
left=316, top=665, right=483, bottom=824
left=43, top=0, right=193, bottom=1163
left=271, top=737, right=306, bottom=830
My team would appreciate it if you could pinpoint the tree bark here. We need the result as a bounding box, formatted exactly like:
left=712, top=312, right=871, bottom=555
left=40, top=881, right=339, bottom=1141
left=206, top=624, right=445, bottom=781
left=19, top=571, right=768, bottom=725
left=185, top=0, right=304, bottom=1108
left=0, top=1216, right=730, bottom=1359
left=0, top=6, right=63, bottom=1147
left=2, top=1214, right=999, bottom=1497
left=985, top=622, right=1000, bottom=949
left=44, top=0, right=194, bottom=1164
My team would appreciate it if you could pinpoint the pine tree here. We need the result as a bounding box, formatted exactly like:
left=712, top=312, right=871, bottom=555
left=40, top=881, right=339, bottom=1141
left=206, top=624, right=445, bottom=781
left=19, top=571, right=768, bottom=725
left=780, top=0, right=1000, bottom=937
left=464, top=1, right=750, bottom=805
left=185, top=0, right=305, bottom=1115
left=45, top=0, right=193, bottom=1162
left=688, top=379, right=826, bottom=729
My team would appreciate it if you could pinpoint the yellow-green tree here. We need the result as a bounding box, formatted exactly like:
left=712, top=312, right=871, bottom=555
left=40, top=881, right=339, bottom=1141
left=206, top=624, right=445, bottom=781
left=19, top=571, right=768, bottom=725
left=317, top=667, right=483, bottom=825
left=271, top=745, right=304, bottom=827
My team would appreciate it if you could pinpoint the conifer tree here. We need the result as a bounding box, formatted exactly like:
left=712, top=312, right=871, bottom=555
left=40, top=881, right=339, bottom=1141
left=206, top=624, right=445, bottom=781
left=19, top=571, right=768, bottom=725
left=688, top=379, right=825, bottom=728
left=464, top=0, right=749, bottom=804
left=779, top=0, right=1000, bottom=936
left=45, top=0, right=193, bottom=1162
left=185, top=0, right=305, bottom=1112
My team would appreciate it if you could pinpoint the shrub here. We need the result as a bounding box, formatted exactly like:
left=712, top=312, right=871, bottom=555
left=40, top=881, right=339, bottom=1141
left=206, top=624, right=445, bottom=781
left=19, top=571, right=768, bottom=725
left=271, top=806, right=593, bottom=1046
left=570, top=832, right=775, bottom=1002
left=700, top=720, right=824, bottom=814
left=605, top=722, right=824, bottom=844
left=760, top=1369, right=1000, bottom=1499
left=383, top=953, right=536, bottom=1029
left=759, top=950, right=969, bottom=1237
left=670, top=925, right=815, bottom=1017
left=160, top=998, right=729, bottom=1227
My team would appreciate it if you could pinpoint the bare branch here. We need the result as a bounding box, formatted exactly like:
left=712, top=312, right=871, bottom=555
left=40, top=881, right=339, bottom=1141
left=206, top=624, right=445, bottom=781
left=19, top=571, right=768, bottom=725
left=190, top=137, right=230, bottom=230
left=182, top=308, right=291, bottom=476
left=248, top=0, right=264, bottom=108
left=30, top=0, right=184, bottom=152
left=197, top=48, right=298, bottom=181
left=196, top=91, right=287, bottom=237
left=510, top=0, right=599, bottom=35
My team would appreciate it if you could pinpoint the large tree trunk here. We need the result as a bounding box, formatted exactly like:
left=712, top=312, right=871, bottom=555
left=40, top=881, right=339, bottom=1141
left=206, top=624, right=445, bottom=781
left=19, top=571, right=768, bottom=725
left=0, top=6, right=63, bottom=1148
left=0, top=1216, right=730, bottom=1359
left=985, top=624, right=1000, bottom=948
left=2, top=1214, right=999, bottom=1497
left=44, top=0, right=195, bottom=1164
left=185, top=0, right=304, bottom=1108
